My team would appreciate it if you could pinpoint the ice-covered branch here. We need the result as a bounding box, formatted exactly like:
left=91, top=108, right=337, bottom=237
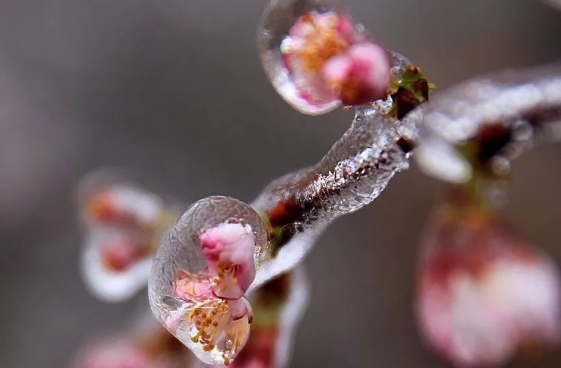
left=414, top=62, right=561, bottom=183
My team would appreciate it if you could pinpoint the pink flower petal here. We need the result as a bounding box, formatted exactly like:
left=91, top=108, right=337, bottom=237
left=200, top=222, right=256, bottom=292
left=174, top=272, right=214, bottom=301
left=323, top=42, right=391, bottom=105
left=229, top=297, right=253, bottom=323
left=212, top=272, right=245, bottom=300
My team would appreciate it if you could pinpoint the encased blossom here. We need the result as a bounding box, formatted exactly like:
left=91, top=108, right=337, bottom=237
left=87, top=185, right=164, bottom=230
left=200, top=223, right=257, bottom=299
left=163, top=221, right=257, bottom=365
left=78, top=170, right=178, bottom=302
left=281, top=10, right=390, bottom=109
left=100, top=236, right=152, bottom=272
left=323, top=42, right=391, bottom=105
left=416, top=201, right=561, bottom=367
left=192, top=268, right=311, bottom=368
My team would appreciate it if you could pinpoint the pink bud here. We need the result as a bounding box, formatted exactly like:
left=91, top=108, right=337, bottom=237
left=323, top=43, right=391, bottom=105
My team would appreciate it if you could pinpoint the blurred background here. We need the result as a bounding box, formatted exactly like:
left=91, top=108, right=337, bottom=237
left=1, top=0, right=561, bottom=367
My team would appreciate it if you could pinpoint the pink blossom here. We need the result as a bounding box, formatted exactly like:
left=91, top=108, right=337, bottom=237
left=200, top=222, right=256, bottom=299
left=100, top=236, right=150, bottom=272
left=229, top=297, right=253, bottom=322
left=416, top=210, right=561, bottom=367
left=174, top=271, right=214, bottom=301
left=322, top=43, right=391, bottom=105
left=281, top=10, right=390, bottom=108
left=170, top=222, right=257, bottom=363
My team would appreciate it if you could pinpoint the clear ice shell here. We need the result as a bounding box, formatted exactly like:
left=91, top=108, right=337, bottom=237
left=81, top=231, right=153, bottom=302
left=148, top=196, right=268, bottom=365
left=414, top=62, right=561, bottom=183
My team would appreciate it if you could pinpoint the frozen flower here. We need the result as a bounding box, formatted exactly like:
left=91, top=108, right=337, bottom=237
left=87, top=185, right=164, bottom=230
left=166, top=222, right=257, bottom=365
left=280, top=10, right=390, bottom=109
left=323, top=42, right=391, bottom=105
left=416, top=199, right=561, bottom=367
left=100, top=236, right=152, bottom=272
left=78, top=170, right=178, bottom=301
left=200, top=223, right=256, bottom=300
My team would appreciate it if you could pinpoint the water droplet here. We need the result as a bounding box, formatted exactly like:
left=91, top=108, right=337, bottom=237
left=258, top=0, right=391, bottom=115
left=149, top=196, right=268, bottom=365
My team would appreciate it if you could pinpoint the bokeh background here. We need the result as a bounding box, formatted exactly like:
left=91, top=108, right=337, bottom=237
left=1, top=0, right=561, bottom=367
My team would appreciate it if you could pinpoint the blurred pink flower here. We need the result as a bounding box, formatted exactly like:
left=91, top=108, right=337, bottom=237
left=416, top=202, right=561, bottom=367
left=75, top=340, right=153, bottom=368
left=100, top=236, right=152, bottom=272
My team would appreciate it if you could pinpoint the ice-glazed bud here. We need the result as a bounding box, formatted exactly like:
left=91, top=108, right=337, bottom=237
left=413, top=64, right=561, bottom=183
left=100, top=236, right=153, bottom=272
left=323, top=43, right=391, bottom=105
left=416, top=203, right=561, bottom=367
left=82, top=231, right=154, bottom=302
left=79, top=170, right=164, bottom=231
left=259, top=0, right=391, bottom=115
left=77, top=169, right=179, bottom=302
left=149, top=196, right=268, bottom=365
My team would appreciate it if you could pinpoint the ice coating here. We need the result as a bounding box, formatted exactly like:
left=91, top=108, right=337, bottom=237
left=149, top=196, right=268, bottom=365
left=258, top=0, right=394, bottom=115
left=414, top=62, right=561, bottom=183
left=250, top=106, right=410, bottom=289
left=81, top=231, right=154, bottom=302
